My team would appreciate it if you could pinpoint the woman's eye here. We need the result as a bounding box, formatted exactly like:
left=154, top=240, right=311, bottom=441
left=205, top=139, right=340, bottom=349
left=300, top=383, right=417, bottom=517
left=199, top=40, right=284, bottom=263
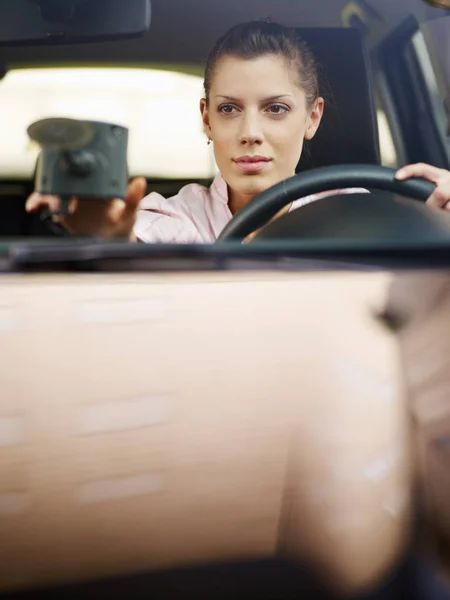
left=267, top=104, right=289, bottom=115
left=218, top=104, right=237, bottom=114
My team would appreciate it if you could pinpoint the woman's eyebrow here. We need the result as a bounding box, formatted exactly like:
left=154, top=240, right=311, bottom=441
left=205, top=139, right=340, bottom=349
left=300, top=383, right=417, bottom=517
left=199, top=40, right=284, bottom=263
left=263, top=94, right=293, bottom=101
left=215, top=95, right=240, bottom=101
left=215, top=94, right=293, bottom=101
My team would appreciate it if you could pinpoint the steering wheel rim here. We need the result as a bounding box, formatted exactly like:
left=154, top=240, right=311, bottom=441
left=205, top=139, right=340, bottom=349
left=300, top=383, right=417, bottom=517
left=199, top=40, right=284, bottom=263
left=217, top=164, right=436, bottom=242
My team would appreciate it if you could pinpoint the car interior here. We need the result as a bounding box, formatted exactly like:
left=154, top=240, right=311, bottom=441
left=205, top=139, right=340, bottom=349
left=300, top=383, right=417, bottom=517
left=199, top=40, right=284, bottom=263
left=0, top=0, right=446, bottom=252
left=1, top=0, right=450, bottom=599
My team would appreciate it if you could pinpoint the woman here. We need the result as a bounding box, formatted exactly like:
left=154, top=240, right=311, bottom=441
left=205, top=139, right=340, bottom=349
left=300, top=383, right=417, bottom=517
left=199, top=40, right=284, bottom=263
left=25, top=20, right=450, bottom=241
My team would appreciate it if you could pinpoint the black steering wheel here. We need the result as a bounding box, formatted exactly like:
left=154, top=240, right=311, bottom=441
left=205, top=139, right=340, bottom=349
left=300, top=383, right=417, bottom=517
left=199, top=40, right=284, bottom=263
left=217, top=165, right=436, bottom=242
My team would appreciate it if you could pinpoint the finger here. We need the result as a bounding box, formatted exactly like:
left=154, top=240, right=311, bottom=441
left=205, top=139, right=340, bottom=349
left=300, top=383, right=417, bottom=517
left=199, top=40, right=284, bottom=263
left=25, top=192, right=41, bottom=212
left=68, top=196, right=78, bottom=215
left=53, top=198, right=78, bottom=225
left=25, top=193, right=79, bottom=215
left=426, top=180, right=450, bottom=209
left=395, top=163, right=447, bottom=183
left=122, top=177, right=147, bottom=217
left=25, top=193, right=62, bottom=213
left=56, top=196, right=79, bottom=216
left=105, top=198, right=127, bottom=222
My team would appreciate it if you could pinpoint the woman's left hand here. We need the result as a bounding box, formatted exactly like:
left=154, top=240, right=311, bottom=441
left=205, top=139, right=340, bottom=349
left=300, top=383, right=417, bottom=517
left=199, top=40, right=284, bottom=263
left=395, top=163, right=450, bottom=210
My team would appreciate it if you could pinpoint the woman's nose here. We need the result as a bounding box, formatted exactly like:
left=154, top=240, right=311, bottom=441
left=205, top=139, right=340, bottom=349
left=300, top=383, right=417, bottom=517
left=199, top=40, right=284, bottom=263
left=239, top=114, right=263, bottom=145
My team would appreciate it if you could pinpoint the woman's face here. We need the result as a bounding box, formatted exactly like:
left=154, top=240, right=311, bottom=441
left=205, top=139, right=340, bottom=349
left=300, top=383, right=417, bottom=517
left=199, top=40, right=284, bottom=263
left=201, top=54, right=324, bottom=204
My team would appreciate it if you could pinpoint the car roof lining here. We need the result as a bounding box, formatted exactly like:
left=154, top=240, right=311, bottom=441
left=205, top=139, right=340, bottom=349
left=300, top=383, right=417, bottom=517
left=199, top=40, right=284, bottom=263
left=0, top=0, right=437, bottom=73
left=0, top=0, right=350, bottom=70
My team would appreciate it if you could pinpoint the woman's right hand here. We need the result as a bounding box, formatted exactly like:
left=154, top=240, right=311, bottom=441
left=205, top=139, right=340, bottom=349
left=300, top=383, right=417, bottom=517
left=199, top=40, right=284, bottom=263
left=25, top=177, right=147, bottom=240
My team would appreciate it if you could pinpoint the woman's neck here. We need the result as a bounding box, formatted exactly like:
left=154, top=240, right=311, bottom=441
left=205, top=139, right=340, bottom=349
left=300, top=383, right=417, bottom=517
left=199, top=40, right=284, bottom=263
left=227, top=183, right=293, bottom=241
left=227, top=177, right=294, bottom=218
left=228, top=189, right=254, bottom=215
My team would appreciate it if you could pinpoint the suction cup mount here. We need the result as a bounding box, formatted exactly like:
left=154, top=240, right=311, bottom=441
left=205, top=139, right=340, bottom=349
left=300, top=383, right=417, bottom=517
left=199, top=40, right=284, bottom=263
left=27, top=118, right=96, bottom=151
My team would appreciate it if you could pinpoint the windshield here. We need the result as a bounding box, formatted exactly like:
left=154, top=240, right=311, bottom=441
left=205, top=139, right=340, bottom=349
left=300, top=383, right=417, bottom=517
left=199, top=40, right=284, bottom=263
left=0, top=0, right=447, bottom=252
left=0, top=64, right=398, bottom=181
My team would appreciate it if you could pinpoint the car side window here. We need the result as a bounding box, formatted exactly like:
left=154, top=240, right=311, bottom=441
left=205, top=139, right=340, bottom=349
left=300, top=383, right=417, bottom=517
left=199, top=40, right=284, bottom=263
left=412, top=17, right=450, bottom=160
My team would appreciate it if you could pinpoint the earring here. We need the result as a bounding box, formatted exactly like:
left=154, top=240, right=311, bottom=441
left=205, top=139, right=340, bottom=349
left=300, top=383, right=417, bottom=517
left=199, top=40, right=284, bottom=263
left=207, top=138, right=211, bottom=145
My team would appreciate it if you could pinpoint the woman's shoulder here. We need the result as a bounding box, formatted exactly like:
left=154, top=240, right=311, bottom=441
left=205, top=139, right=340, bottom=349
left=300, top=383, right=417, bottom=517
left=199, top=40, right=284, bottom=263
left=138, top=172, right=227, bottom=210
left=134, top=173, right=229, bottom=243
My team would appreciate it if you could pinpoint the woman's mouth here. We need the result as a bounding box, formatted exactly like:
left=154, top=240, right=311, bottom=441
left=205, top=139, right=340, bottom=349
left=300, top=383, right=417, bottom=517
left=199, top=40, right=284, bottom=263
left=233, top=156, right=272, bottom=173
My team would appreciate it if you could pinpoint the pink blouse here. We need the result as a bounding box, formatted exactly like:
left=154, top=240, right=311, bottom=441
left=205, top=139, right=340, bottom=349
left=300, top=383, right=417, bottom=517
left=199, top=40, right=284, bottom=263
left=133, top=172, right=368, bottom=243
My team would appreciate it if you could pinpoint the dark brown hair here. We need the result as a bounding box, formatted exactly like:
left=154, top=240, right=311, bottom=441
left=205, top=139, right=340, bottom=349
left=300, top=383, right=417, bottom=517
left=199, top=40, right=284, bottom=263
left=203, top=20, right=320, bottom=108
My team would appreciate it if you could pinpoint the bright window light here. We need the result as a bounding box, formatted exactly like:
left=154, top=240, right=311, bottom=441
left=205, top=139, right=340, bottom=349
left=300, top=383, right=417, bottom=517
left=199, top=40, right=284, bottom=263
left=377, top=109, right=398, bottom=168
left=0, top=67, right=218, bottom=179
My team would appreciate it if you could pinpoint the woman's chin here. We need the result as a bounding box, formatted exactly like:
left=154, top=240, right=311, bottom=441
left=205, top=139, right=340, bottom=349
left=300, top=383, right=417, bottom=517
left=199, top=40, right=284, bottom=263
left=229, top=172, right=279, bottom=197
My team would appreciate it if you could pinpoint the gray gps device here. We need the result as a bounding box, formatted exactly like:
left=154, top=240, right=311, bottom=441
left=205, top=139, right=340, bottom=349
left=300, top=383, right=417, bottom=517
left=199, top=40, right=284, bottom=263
left=28, top=117, right=129, bottom=215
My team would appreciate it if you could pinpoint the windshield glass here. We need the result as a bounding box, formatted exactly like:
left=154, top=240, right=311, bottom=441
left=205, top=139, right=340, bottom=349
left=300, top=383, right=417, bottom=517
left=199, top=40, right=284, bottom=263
left=0, top=67, right=218, bottom=180
left=0, top=64, right=399, bottom=181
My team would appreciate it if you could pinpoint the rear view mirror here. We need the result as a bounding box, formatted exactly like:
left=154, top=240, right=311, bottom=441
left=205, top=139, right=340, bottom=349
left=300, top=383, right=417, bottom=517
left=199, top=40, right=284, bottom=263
left=0, top=0, right=151, bottom=46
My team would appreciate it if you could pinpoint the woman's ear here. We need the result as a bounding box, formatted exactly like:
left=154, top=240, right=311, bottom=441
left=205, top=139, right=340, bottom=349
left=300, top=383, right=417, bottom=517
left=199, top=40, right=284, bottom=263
left=200, top=98, right=212, bottom=139
left=305, top=97, right=324, bottom=141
